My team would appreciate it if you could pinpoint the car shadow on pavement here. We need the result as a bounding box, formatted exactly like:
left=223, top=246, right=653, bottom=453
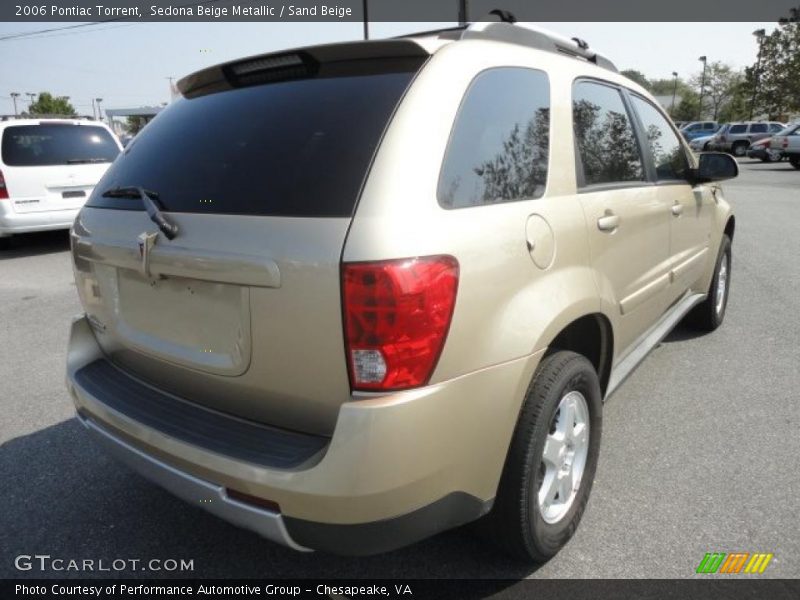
left=0, top=418, right=541, bottom=585
left=660, top=322, right=703, bottom=344
left=0, top=230, right=70, bottom=260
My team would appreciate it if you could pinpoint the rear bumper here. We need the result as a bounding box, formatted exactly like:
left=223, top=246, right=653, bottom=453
left=66, top=315, right=540, bottom=554
left=77, top=411, right=312, bottom=552
left=0, top=205, right=78, bottom=236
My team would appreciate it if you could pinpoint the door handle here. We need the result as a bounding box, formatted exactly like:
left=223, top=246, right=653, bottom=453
left=597, top=213, right=620, bottom=232
left=671, top=203, right=684, bottom=216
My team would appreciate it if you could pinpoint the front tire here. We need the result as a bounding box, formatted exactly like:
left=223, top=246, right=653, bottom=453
left=485, top=351, right=602, bottom=563
left=790, top=156, right=800, bottom=170
left=687, top=234, right=731, bottom=332
left=732, top=142, right=748, bottom=157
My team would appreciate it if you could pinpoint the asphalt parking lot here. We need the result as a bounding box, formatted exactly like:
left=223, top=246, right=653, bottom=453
left=1, top=159, right=798, bottom=582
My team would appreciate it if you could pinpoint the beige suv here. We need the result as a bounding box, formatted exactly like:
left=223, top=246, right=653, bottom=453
left=65, top=19, right=737, bottom=562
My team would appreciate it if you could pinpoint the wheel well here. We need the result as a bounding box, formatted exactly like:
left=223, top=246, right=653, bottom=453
left=724, top=216, right=735, bottom=241
left=548, top=314, right=613, bottom=395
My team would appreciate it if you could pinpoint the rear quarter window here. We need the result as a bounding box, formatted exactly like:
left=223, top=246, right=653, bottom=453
left=1, top=124, right=119, bottom=167
left=438, top=67, right=550, bottom=209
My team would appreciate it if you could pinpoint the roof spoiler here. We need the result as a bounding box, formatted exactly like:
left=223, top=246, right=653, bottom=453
left=177, top=39, right=430, bottom=98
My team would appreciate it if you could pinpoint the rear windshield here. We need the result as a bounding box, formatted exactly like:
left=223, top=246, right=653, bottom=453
left=2, top=124, right=119, bottom=167
left=88, top=61, right=420, bottom=217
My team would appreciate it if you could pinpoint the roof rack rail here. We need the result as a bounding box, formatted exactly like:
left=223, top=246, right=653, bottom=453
left=462, top=19, right=618, bottom=73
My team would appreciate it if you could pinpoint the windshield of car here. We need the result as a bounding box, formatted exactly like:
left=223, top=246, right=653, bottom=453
left=87, top=60, right=421, bottom=218
left=1, top=124, right=120, bottom=167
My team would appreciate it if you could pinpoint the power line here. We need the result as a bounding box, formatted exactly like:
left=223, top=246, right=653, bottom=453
left=0, top=0, right=228, bottom=42
left=1, top=23, right=137, bottom=42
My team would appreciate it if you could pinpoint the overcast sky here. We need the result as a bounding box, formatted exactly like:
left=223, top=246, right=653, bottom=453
left=0, top=21, right=778, bottom=116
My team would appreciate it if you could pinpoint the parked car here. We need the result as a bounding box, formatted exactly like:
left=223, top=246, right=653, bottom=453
left=0, top=117, right=121, bottom=241
left=770, top=122, right=800, bottom=169
left=746, top=137, right=784, bottom=162
left=65, top=20, right=738, bottom=562
left=708, top=121, right=785, bottom=156
left=689, top=132, right=717, bottom=152
left=680, top=120, right=720, bottom=140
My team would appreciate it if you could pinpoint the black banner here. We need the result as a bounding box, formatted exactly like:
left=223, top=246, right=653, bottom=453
left=3, top=579, right=800, bottom=600
left=2, top=0, right=800, bottom=23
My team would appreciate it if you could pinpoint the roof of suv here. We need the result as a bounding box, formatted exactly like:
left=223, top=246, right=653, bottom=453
left=178, top=21, right=620, bottom=99
left=0, top=118, right=111, bottom=130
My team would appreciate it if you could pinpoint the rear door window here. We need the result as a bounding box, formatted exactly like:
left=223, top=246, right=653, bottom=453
left=438, top=67, right=550, bottom=208
left=749, top=124, right=767, bottom=134
left=1, top=124, right=119, bottom=167
left=729, top=125, right=747, bottom=134
left=573, top=80, right=644, bottom=187
left=88, top=60, right=420, bottom=217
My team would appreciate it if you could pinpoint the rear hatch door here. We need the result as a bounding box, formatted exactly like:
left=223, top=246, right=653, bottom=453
left=71, top=52, right=423, bottom=435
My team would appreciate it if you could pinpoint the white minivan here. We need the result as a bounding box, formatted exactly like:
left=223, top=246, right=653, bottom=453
left=0, top=118, right=121, bottom=240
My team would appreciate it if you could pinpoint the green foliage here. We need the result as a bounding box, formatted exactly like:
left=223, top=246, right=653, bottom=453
left=620, top=69, right=650, bottom=89
left=691, top=62, right=742, bottom=120
left=27, top=92, right=76, bottom=116
left=718, top=76, right=753, bottom=122
left=673, top=90, right=700, bottom=121
left=125, top=116, right=147, bottom=135
left=752, top=21, right=800, bottom=119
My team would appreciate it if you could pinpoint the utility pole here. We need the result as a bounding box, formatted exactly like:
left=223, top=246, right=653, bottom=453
left=25, top=92, right=36, bottom=111
left=91, top=98, right=97, bottom=119
left=10, top=92, right=20, bottom=116
left=362, top=0, right=369, bottom=40
left=697, top=56, right=707, bottom=120
left=749, top=29, right=766, bottom=120
left=458, top=0, right=468, bottom=25
left=95, top=98, right=103, bottom=121
left=670, top=72, right=678, bottom=116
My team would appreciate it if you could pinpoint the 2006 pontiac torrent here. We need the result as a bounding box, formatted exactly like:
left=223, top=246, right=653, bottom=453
left=66, top=18, right=738, bottom=561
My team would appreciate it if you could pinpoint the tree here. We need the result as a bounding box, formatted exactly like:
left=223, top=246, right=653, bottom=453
left=690, top=62, right=742, bottom=120
left=718, top=76, right=752, bottom=122
left=751, top=20, right=800, bottom=119
left=125, top=116, right=147, bottom=135
left=620, top=69, right=650, bottom=90
left=672, top=89, right=700, bottom=121
left=27, top=92, right=76, bottom=116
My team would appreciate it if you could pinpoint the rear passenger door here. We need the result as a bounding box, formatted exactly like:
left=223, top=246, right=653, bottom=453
left=573, top=80, right=673, bottom=356
left=627, top=94, right=713, bottom=297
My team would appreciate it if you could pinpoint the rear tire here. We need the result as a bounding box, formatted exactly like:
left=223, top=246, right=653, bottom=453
left=686, top=235, right=731, bottom=332
left=483, top=351, right=602, bottom=563
left=766, top=149, right=782, bottom=163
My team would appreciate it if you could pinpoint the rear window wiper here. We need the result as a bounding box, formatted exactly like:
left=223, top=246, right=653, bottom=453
left=67, top=158, right=111, bottom=164
left=101, top=186, right=179, bottom=240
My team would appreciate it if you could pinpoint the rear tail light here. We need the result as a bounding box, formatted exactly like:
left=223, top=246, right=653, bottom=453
left=764, top=140, right=771, bottom=149
left=343, top=256, right=459, bottom=391
left=0, top=170, right=8, bottom=200
left=783, top=138, right=789, bottom=149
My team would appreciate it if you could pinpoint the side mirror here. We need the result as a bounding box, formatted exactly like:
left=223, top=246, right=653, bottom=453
left=692, top=152, right=738, bottom=184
